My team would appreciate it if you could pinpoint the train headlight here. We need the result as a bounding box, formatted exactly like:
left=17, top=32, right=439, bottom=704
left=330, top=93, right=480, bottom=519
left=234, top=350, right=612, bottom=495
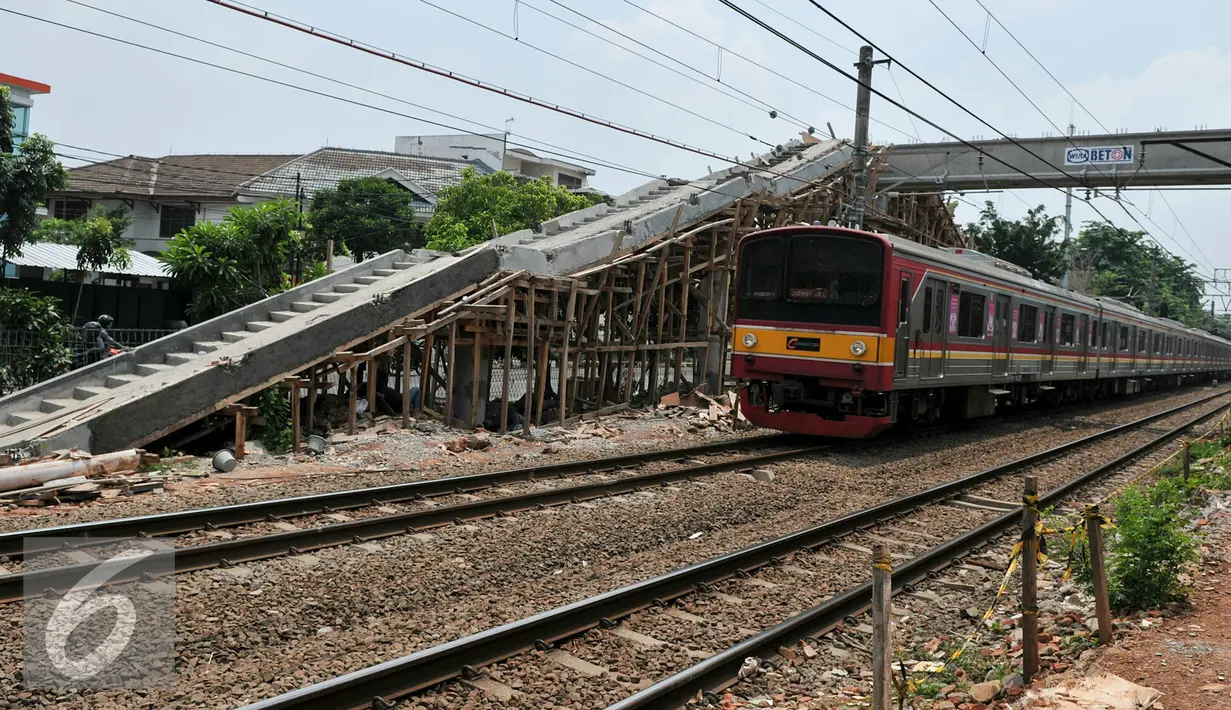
left=850, top=340, right=868, bottom=356
left=742, top=333, right=758, bottom=348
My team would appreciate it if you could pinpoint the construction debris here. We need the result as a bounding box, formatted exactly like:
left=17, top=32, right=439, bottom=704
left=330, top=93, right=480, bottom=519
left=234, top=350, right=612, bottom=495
left=0, top=448, right=143, bottom=493
left=655, top=390, right=745, bottom=434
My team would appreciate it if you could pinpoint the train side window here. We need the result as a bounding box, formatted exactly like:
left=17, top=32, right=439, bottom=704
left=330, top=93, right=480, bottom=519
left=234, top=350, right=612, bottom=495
left=1137, top=331, right=1146, bottom=353
left=1100, top=321, right=1108, bottom=349
left=1118, top=326, right=1129, bottom=350
left=1060, top=313, right=1076, bottom=346
left=922, top=286, right=933, bottom=333
left=1017, top=304, right=1037, bottom=342
left=1153, top=333, right=1162, bottom=354
left=956, top=291, right=986, bottom=337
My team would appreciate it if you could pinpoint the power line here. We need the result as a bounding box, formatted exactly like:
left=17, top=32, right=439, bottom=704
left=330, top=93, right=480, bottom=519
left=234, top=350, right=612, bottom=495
left=746, top=0, right=855, bottom=55
left=530, top=0, right=812, bottom=130
left=13, top=5, right=952, bottom=247
left=971, top=0, right=1111, bottom=135
left=795, top=0, right=1091, bottom=189
left=615, top=0, right=916, bottom=142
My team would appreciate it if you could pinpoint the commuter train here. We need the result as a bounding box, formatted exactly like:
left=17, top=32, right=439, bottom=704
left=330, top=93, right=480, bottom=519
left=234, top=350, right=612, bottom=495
left=732, top=225, right=1231, bottom=438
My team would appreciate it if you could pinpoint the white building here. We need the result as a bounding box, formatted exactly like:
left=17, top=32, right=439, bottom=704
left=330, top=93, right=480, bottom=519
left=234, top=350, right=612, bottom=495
left=394, top=133, right=594, bottom=189
left=47, top=148, right=491, bottom=255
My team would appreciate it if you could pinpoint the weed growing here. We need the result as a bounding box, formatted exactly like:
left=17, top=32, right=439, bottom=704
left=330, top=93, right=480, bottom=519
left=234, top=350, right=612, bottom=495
left=1108, top=477, right=1198, bottom=611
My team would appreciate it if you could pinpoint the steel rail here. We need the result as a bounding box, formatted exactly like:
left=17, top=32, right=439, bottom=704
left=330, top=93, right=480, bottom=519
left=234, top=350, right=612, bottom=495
left=0, top=444, right=830, bottom=603
left=234, top=390, right=1231, bottom=710
left=0, top=433, right=797, bottom=559
left=606, top=399, right=1230, bottom=709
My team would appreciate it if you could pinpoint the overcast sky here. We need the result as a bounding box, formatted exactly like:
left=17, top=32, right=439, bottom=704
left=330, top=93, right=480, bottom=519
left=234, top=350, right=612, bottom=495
left=6, top=0, right=1231, bottom=307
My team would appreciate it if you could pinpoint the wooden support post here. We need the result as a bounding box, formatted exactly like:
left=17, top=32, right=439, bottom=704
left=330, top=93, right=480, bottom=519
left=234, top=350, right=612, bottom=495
left=402, top=336, right=412, bottom=428
left=524, top=282, right=536, bottom=435
left=871, top=543, right=892, bottom=710
left=1022, top=475, right=1040, bottom=682
left=307, top=364, right=318, bottom=433
left=502, top=292, right=514, bottom=434
left=421, top=332, right=434, bottom=414
left=559, top=282, right=578, bottom=426
left=534, top=340, right=549, bottom=429
left=234, top=408, right=247, bottom=460
left=347, top=363, right=358, bottom=435
left=470, top=330, right=481, bottom=430
left=366, top=356, right=377, bottom=421
left=597, top=294, right=614, bottom=405
left=445, top=322, right=457, bottom=428
left=1182, top=440, right=1191, bottom=482
left=325, top=239, right=334, bottom=274
left=569, top=293, right=587, bottom=417
left=1086, top=504, right=1113, bottom=646
left=289, top=379, right=302, bottom=454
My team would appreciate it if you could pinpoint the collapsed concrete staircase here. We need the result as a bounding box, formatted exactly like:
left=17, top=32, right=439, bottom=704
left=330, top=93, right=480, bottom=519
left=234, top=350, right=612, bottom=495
left=0, top=247, right=497, bottom=454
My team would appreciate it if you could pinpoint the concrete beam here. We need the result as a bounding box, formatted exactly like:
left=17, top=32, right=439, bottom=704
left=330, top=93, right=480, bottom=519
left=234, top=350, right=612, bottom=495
left=881, top=128, right=1231, bottom=191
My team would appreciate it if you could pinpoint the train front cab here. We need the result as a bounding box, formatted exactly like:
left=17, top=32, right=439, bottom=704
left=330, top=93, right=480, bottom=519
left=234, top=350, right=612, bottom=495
left=732, top=226, right=895, bottom=437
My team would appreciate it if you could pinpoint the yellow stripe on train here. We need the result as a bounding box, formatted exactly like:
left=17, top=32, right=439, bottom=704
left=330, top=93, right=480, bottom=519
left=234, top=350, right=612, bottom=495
left=733, top=327, right=891, bottom=364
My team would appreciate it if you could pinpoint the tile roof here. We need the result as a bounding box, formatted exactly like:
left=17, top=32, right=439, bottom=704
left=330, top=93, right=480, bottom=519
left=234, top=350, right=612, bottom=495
left=61, top=154, right=299, bottom=199
left=239, top=147, right=492, bottom=205
left=10, top=243, right=170, bottom=278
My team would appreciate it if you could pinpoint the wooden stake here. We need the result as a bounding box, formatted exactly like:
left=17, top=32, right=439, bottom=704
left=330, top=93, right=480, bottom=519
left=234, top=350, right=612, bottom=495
left=1182, top=440, right=1191, bottom=482
left=534, top=340, right=549, bottom=429
left=445, top=322, right=457, bottom=428
left=1086, top=504, right=1113, bottom=646
left=347, top=364, right=358, bottom=435
left=502, top=291, right=514, bottom=434
left=559, top=282, right=578, bottom=426
left=871, top=542, right=892, bottom=710
left=401, top=336, right=412, bottom=428
left=524, top=282, right=536, bottom=435
left=1022, top=475, right=1040, bottom=682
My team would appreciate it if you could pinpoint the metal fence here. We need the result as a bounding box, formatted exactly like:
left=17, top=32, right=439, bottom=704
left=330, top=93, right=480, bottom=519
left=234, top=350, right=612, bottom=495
left=0, top=327, right=179, bottom=395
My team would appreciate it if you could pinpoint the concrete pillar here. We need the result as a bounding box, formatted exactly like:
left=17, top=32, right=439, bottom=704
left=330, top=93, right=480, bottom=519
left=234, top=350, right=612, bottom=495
left=703, top=271, right=731, bottom=395
left=450, top=345, right=491, bottom=429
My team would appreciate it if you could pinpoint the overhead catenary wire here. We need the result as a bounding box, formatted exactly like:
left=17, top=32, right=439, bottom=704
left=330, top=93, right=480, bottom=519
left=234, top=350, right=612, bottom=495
left=530, top=0, right=813, bottom=131
left=616, top=0, right=915, bottom=143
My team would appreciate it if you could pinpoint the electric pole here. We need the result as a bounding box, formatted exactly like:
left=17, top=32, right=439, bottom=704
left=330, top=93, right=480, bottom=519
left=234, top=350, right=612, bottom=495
left=1148, top=251, right=1157, bottom=316
left=1061, top=124, right=1075, bottom=289
left=846, top=46, right=877, bottom=230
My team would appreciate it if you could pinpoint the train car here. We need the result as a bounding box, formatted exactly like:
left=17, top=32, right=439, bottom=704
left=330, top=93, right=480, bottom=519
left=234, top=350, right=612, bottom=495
left=731, top=225, right=1231, bottom=438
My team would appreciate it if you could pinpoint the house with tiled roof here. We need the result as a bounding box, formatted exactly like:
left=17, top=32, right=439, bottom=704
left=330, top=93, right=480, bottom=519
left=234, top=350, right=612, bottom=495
left=48, top=148, right=491, bottom=254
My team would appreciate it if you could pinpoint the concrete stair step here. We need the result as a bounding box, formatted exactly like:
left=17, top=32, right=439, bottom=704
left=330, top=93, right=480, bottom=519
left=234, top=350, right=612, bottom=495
left=312, top=292, right=345, bottom=304
left=354, top=276, right=382, bottom=285
left=39, top=398, right=76, bottom=414
left=164, top=353, right=199, bottom=366
left=269, top=311, right=299, bottom=323
left=291, top=301, right=322, bottom=313
left=135, top=363, right=173, bottom=377
left=246, top=321, right=277, bottom=332
left=192, top=341, right=227, bottom=353
left=7, top=411, right=43, bottom=426
left=393, top=261, right=415, bottom=269
left=334, top=283, right=365, bottom=293
left=73, top=386, right=107, bottom=401
left=372, top=268, right=397, bottom=277
left=104, top=374, right=141, bottom=389
left=221, top=331, right=249, bottom=343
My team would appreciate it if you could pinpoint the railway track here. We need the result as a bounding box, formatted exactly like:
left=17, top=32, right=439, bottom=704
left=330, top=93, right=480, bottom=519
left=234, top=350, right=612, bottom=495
left=229, top=390, right=1231, bottom=710
left=0, top=437, right=828, bottom=603
left=0, top=433, right=800, bottom=561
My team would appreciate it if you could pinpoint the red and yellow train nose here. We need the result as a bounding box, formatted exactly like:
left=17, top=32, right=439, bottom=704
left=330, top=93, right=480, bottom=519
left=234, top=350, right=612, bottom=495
left=732, top=326, right=889, bottom=366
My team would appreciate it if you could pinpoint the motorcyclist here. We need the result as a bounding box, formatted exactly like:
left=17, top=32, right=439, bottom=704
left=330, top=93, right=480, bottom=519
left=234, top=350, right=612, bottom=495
left=95, top=315, right=123, bottom=351
left=81, top=315, right=123, bottom=365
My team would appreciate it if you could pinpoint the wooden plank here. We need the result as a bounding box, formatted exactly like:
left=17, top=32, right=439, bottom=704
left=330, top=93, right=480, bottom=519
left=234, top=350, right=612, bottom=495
left=444, top=322, right=457, bottom=427
left=501, top=291, right=514, bottom=434
left=524, top=281, right=536, bottom=436
left=401, top=336, right=412, bottom=428
left=558, top=281, right=578, bottom=426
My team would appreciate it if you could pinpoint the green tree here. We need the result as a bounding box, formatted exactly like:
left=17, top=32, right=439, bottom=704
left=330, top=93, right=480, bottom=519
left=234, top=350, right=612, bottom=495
left=159, top=199, right=309, bottom=320
left=0, top=289, right=71, bottom=393
left=1072, top=222, right=1206, bottom=327
left=962, top=202, right=1065, bottom=282
left=0, top=86, right=68, bottom=270
left=424, top=168, right=597, bottom=252
left=309, top=176, right=424, bottom=261
left=35, top=205, right=134, bottom=322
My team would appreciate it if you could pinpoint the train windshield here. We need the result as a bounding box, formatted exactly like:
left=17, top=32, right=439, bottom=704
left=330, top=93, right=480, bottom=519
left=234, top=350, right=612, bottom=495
left=739, top=234, right=883, bottom=326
